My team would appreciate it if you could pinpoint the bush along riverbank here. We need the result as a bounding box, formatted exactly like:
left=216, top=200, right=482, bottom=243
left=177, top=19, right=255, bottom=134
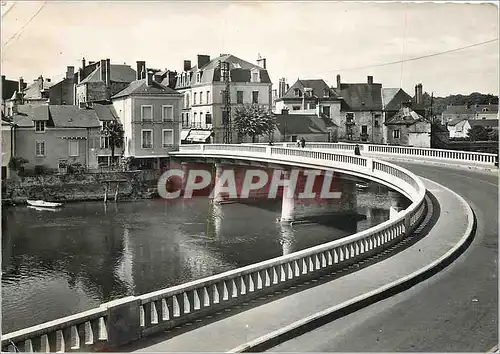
left=2, top=170, right=162, bottom=206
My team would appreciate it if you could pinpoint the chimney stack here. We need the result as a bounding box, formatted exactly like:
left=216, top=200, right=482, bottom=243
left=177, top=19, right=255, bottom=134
left=184, top=60, right=192, bottom=72
left=257, top=56, right=267, bottom=69
left=417, top=83, right=423, bottom=104
left=38, top=75, right=44, bottom=90
left=66, top=66, right=74, bottom=79
left=278, top=78, right=286, bottom=98
left=100, top=59, right=107, bottom=83
left=1, top=75, right=5, bottom=100
left=197, top=55, right=211, bottom=69
left=136, top=61, right=146, bottom=80
left=18, top=77, right=24, bottom=93
left=367, top=76, right=373, bottom=85
left=82, top=57, right=86, bottom=69
left=146, top=70, right=153, bottom=86
left=336, top=74, right=341, bottom=89
left=105, top=59, right=111, bottom=86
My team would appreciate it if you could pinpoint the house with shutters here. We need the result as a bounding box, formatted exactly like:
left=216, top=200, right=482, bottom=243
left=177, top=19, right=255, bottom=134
left=111, top=66, right=183, bottom=170
left=175, top=53, right=272, bottom=143
left=385, top=102, right=431, bottom=147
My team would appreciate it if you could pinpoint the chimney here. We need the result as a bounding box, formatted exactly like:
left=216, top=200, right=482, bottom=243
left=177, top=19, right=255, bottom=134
left=183, top=60, right=192, bottom=71
left=367, top=76, right=373, bottom=85
left=100, top=59, right=107, bottom=83
left=257, top=57, right=267, bottom=69
left=146, top=70, right=153, bottom=86
left=77, top=69, right=82, bottom=84
left=105, top=59, right=111, bottom=86
left=136, top=61, right=146, bottom=80
left=286, top=84, right=289, bottom=91
left=1, top=75, right=5, bottom=99
left=197, top=55, right=210, bottom=69
left=82, top=57, right=86, bottom=69
left=416, top=83, right=423, bottom=104
left=167, top=70, right=177, bottom=88
left=38, top=75, right=44, bottom=90
left=336, top=74, right=341, bottom=89
left=66, top=66, right=74, bottom=79
left=18, top=77, right=24, bottom=93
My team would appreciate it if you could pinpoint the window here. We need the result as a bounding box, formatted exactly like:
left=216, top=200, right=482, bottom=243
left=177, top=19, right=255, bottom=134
left=35, top=121, right=45, bottom=132
left=200, top=112, right=204, bottom=124
left=69, top=140, right=79, bottom=156
left=308, top=102, right=316, bottom=110
left=322, top=106, right=330, bottom=117
left=141, top=129, right=153, bottom=149
left=162, top=129, right=173, bottom=147
left=291, top=135, right=298, bottom=142
left=141, top=105, right=153, bottom=121
left=237, top=91, right=244, bottom=104
left=186, top=113, right=190, bottom=126
left=196, top=72, right=201, bottom=83
left=252, top=91, right=259, bottom=104
left=393, top=130, right=400, bottom=139
left=346, top=113, right=354, bottom=123
left=205, top=113, right=212, bottom=125
left=294, top=88, right=302, bottom=97
left=292, top=106, right=300, bottom=111
left=162, top=105, right=174, bottom=121
left=252, top=72, right=259, bottom=83
left=35, top=141, right=46, bottom=156
left=374, top=120, right=380, bottom=127
left=206, top=91, right=210, bottom=103
left=100, top=136, right=110, bottom=149
left=323, top=89, right=330, bottom=97
left=194, top=112, right=197, bottom=125
left=482, top=108, right=489, bottom=112
left=194, top=93, right=197, bottom=105
left=185, top=94, right=190, bottom=108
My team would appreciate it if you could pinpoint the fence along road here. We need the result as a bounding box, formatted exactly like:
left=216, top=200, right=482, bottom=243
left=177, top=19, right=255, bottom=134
left=2, top=145, right=426, bottom=352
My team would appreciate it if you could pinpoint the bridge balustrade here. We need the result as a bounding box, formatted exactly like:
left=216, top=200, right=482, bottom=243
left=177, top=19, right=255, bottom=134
left=1, top=144, right=427, bottom=353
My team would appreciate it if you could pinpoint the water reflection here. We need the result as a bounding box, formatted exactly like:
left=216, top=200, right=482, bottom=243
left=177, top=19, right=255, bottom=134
left=2, top=182, right=410, bottom=333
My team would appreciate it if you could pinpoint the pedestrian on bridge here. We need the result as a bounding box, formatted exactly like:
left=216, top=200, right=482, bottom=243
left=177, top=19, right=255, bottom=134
left=354, top=144, right=361, bottom=156
left=300, top=137, right=306, bottom=148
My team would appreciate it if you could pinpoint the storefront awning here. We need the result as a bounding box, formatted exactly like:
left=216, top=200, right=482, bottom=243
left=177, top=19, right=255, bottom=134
left=181, top=129, right=191, bottom=141
left=186, top=130, right=213, bottom=142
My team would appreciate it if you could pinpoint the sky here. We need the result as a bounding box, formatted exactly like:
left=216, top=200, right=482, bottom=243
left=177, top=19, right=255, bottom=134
left=1, top=1, right=498, bottom=97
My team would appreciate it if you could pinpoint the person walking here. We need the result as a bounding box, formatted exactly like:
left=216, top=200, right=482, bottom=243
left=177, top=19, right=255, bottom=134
left=300, top=137, right=306, bottom=148
left=354, top=144, right=361, bottom=156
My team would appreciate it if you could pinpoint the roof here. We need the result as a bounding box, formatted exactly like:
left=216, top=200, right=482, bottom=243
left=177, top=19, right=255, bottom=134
left=279, top=79, right=340, bottom=101
left=175, top=54, right=271, bottom=89
left=111, top=79, right=180, bottom=99
left=382, top=88, right=412, bottom=110
left=385, top=106, right=427, bottom=125
left=12, top=105, right=49, bottom=127
left=339, top=83, right=383, bottom=111
left=447, top=117, right=467, bottom=126
left=23, top=77, right=52, bottom=100
left=442, top=104, right=499, bottom=115
left=79, top=64, right=136, bottom=85
left=2, top=79, right=19, bottom=100
left=468, top=119, right=499, bottom=128
left=92, top=103, right=119, bottom=121
left=48, top=105, right=101, bottom=128
left=275, top=113, right=335, bottom=135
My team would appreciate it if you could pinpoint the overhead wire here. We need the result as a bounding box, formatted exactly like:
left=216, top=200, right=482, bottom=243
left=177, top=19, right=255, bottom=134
left=2, top=1, right=47, bottom=49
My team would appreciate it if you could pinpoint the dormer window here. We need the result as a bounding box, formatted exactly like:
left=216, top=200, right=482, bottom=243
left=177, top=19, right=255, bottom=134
left=294, top=88, right=302, bottom=97
left=35, top=121, right=45, bottom=132
left=252, top=72, right=259, bottom=83
left=324, top=89, right=330, bottom=97
left=196, top=72, right=201, bottom=83
left=482, top=108, right=488, bottom=112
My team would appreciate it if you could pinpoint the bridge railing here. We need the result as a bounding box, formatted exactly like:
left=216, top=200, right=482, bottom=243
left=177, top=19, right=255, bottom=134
left=1, top=145, right=426, bottom=352
left=254, top=142, right=498, bottom=166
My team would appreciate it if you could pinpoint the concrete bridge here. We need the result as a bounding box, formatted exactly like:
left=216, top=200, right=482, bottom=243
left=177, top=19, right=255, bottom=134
left=1, top=143, right=497, bottom=352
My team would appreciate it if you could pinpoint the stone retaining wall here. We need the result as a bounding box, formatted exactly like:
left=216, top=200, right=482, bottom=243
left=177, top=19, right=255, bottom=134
left=2, top=170, right=162, bottom=204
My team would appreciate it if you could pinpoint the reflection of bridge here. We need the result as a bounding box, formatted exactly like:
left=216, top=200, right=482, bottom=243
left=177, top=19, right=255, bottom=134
left=2, top=143, right=497, bottom=352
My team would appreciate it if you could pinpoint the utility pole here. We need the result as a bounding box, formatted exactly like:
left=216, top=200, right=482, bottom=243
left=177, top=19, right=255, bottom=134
left=219, top=61, right=232, bottom=144
left=430, top=92, right=434, bottom=124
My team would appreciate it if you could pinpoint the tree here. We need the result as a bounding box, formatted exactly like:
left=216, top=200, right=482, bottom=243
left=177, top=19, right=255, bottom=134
left=467, top=125, right=489, bottom=141
left=103, top=120, right=124, bottom=164
left=233, top=104, right=277, bottom=143
left=487, top=128, right=498, bottom=142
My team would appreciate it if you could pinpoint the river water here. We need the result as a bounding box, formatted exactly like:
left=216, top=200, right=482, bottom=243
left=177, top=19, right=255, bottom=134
left=2, top=183, right=410, bottom=333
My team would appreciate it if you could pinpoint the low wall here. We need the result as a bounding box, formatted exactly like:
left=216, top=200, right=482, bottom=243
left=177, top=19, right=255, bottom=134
left=2, top=170, right=162, bottom=204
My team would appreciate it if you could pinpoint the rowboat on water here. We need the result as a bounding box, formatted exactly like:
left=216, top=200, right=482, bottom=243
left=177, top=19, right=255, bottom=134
left=356, top=183, right=369, bottom=190
left=26, top=200, right=63, bottom=208
left=27, top=205, right=61, bottom=212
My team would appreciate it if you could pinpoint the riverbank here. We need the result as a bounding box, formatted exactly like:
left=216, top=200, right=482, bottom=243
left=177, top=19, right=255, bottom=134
left=1, top=170, right=161, bottom=206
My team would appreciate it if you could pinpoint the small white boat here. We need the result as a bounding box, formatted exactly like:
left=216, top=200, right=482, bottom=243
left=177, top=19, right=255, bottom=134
left=26, top=200, right=63, bottom=208
left=356, top=183, right=369, bottom=190
left=27, top=205, right=60, bottom=212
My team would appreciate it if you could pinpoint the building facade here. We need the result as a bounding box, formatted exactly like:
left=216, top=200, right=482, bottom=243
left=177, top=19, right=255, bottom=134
left=385, top=104, right=431, bottom=147
left=175, top=54, right=272, bottom=143
left=442, top=104, right=499, bottom=125
left=49, top=66, right=76, bottom=105
left=112, top=68, right=183, bottom=169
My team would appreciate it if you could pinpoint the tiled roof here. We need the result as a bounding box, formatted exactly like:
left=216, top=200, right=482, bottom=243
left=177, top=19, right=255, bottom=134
left=385, top=106, right=426, bottom=125
left=279, top=79, right=339, bottom=101
left=468, top=119, right=498, bottom=128
left=48, top=105, right=101, bottom=128
left=447, top=117, right=467, bottom=126
left=111, top=79, right=179, bottom=99
left=2, top=79, right=18, bottom=100
left=79, top=64, right=136, bottom=85
left=275, top=113, right=335, bottom=135
left=339, top=83, right=383, bottom=111
left=12, top=105, right=49, bottom=127
left=92, top=103, right=119, bottom=121
left=442, top=104, right=499, bottom=115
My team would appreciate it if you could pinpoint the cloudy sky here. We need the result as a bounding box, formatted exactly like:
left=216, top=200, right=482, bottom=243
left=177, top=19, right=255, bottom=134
left=1, top=1, right=498, bottom=97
